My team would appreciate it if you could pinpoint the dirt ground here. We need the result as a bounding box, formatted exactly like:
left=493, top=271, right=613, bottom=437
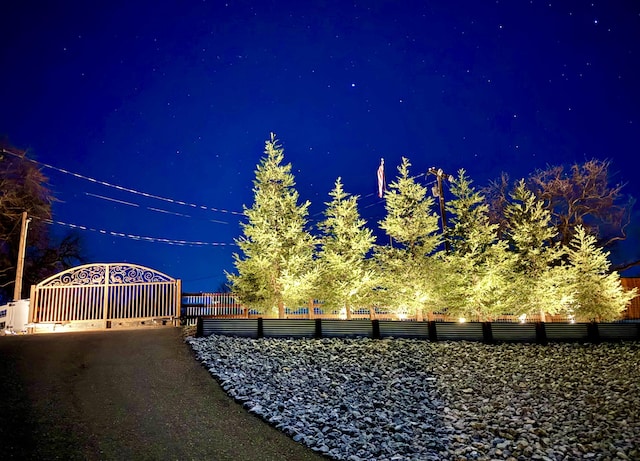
left=0, top=327, right=325, bottom=461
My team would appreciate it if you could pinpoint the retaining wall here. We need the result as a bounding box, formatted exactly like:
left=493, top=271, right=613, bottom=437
left=196, top=318, right=640, bottom=343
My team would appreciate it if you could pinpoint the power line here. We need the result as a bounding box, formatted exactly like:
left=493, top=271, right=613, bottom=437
left=83, top=192, right=229, bottom=223
left=1, top=148, right=245, bottom=216
left=36, top=217, right=234, bottom=247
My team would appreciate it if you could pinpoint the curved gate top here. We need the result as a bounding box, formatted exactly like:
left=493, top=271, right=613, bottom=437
left=37, top=263, right=176, bottom=287
left=31, top=263, right=181, bottom=332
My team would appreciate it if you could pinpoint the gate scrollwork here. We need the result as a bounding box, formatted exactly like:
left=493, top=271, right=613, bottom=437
left=109, top=265, right=173, bottom=284
left=37, top=263, right=175, bottom=287
left=45, top=264, right=107, bottom=286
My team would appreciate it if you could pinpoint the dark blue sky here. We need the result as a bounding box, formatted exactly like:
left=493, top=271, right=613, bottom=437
left=2, top=0, right=639, bottom=291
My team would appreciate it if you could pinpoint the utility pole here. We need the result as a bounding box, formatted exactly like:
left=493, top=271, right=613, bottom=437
left=428, top=167, right=453, bottom=253
left=13, top=211, right=31, bottom=301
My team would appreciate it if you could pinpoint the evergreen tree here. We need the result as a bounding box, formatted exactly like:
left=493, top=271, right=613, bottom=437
left=446, top=169, right=495, bottom=256
left=566, top=226, right=637, bottom=321
left=316, top=178, right=376, bottom=318
left=375, top=157, right=442, bottom=321
left=440, top=169, right=518, bottom=320
left=504, top=180, right=573, bottom=320
left=227, top=134, right=316, bottom=317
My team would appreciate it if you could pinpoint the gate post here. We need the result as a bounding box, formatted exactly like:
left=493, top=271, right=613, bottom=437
left=29, top=285, right=36, bottom=323
left=103, top=264, right=110, bottom=329
left=175, top=279, right=182, bottom=326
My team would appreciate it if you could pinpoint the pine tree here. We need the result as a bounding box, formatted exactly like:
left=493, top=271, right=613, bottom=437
left=566, top=226, right=637, bottom=321
left=227, top=134, right=316, bottom=317
left=375, top=157, right=442, bottom=321
left=504, top=180, right=573, bottom=320
left=446, top=169, right=496, bottom=256
left=440, top=169, right=518, bottom=320
left=316, top=178, right=376, bottom=318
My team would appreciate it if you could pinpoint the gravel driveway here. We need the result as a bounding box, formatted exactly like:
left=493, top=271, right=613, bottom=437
left=0, top=327, right=325, bottom=461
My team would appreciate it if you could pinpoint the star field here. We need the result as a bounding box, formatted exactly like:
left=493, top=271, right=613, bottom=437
left=1, top=0, right=639, bottom=290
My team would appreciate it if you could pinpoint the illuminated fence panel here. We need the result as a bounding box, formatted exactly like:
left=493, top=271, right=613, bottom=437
left=107, top=281, right=177, bottom=322
left=181, top=293, right=247, bottom=325
left=31, top=263, right=180, bottom=330
left=35, top=285, right=105, bottom=322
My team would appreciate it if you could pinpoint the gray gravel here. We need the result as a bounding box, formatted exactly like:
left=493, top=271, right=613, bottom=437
left=187, top=335, right=640, bottom=461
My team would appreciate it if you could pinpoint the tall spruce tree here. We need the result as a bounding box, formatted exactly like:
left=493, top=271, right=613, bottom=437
left=441, top=169, right=518, bottom=320
left=227, top=134, right=316, bottom=317
left=566, top=226, right=637, bottom=321
left=375, top=157, right=442, bottom=321
left=316, top=178, right=376, bottom=318
left=504, top=180, right=573, bottom=320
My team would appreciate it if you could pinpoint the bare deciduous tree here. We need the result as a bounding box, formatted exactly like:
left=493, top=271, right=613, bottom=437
left=484, top=159, right=635, bottom=268
left=527, top=159, right=634, bottom=248
left=1, top=141, right=83, bottom=300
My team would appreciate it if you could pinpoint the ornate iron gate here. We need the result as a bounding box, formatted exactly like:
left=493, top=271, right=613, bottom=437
left=29, top=263, right=181, bottom=332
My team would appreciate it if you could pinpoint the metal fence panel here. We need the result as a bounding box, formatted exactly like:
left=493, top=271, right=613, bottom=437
left=435, top=322, right=484, bottom=341
left=378, top=320, right=430, bottom=339
left=262, top=319, right=316, bottom=338
left=200, top=319, right=259, bottom=338
left=491, top=323, right=537, bottom=342
left=545, top=323, right=589, bottom=340
left=321, top=320, right=373, bottom=338
left=598, top=323, right=640, bottom=341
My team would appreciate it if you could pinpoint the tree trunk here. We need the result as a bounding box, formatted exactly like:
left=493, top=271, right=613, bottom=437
left=278, top=300, right=285, bottom=319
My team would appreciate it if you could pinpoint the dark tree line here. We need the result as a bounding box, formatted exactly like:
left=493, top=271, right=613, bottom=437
left=0, top=140, right=83, bottom=302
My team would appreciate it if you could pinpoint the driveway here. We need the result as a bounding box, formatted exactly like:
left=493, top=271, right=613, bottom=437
left=0, top=328, right=325, bottom=461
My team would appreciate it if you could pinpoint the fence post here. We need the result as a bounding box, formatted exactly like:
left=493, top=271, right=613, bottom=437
left=482, top=322, right=493, bottom=344
left=314, top=318, right=322, bottom=339
left=535, top=322, right=547, bottom=345
left=587, top=322, right=600, bottom=344
left=196, top=316, right=203, bottom=337
left=372, top=319, right=381, bottom=339
left=428, top=321, right=438, bottom=341
left=257, top=317, right=264, bottom=338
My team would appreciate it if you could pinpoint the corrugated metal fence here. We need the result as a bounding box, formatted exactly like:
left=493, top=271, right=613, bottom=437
left=196, top=318, right=640, bottom=343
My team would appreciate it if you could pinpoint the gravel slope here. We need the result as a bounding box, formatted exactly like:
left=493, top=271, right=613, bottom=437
left=188, top=335, right=640, bottom=461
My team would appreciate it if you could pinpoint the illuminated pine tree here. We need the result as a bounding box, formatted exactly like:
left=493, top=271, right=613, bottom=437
left=440, top=169, right=518, bottom=320
left=375, top=157, right=442, bottom=321
left=227, top=134, right=316, bottom=317
left=566, top=226, right=637, bottom=321
left=316, top=178, right=376, bottom=318
left=504, top=180, right=573, bottom=319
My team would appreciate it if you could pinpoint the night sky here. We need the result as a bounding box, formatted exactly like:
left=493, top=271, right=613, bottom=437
left=2, top=0, right=639, bottom=292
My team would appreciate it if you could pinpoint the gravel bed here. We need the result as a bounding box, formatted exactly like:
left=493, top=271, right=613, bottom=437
left=187, top=335, right=640, bottom=461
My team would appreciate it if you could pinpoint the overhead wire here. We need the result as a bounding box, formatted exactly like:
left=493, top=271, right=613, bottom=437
left=36, top=216, right=234, bottom=247
left=5, top=148, right=443, bottom=247
left=1, top=148, right=244, bottom=216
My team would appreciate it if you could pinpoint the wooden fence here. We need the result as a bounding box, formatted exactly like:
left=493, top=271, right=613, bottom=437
left=182, top=278, right=640, bottom=324
left=621, top=277, right=640, bottom=319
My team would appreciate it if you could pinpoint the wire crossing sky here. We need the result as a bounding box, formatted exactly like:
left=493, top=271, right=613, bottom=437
left=2, top=0, right=639, bottom=290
